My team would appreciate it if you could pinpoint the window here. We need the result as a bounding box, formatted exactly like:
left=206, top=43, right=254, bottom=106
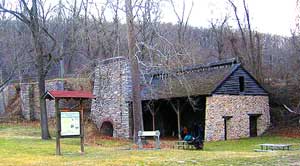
left=239, top=76, right=245, bottom=92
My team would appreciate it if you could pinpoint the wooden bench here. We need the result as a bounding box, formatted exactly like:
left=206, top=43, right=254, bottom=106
left=259, top=144, right=292, bottom=151
left=138, top=130, right=160, bottom=149
left=175, top=141, right=196, bottom=150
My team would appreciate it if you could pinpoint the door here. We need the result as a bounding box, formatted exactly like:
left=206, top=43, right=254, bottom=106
left=249, top=116, right=257, bottom=137
left=224, top=119, right=228, bottom=140
left=223, top=116, right=232, bottom=140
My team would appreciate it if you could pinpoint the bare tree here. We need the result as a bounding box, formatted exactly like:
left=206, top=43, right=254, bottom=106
left=56, top=0, right=66, bottom=78
left=169, top=0, right=193, bottom=55
left=228, top=0, right=263, bottom=81
left=280, top=0, right=300, bottom=117
left=125, top=0, right=144, bottom=142
left=0, top=0, right=57, bottom=139
left=210, top=16, right=229, bottom=60
left=109, top=0, right=121, bottom=57
left=135, top=0, right=160, bottom=61
left=64, top=0, right=83, bottom=74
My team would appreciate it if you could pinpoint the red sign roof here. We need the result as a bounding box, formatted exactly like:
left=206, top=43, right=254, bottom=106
left=44, top=90, right=96, bottom=100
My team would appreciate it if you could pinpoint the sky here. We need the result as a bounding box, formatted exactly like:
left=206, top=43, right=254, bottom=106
left=160, top=0, right=297, bottom=37
left=5, top=0, right=298, bottom=37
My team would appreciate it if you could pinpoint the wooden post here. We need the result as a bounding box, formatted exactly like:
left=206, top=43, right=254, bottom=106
left=148, top=102, right=156, bottom=131
left=55, top=99, right=61, bottom=155
left=152, top=113, right=155, bottom=131
left=171, top=100, right=181, bottom=140
left=80, top=99, right=84, bottom=154
left=177, top=111, right=181, bottom=140
left=147, top=101, right=159, bottom=131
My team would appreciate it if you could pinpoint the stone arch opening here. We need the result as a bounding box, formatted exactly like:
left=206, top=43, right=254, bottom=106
left=100, top=121, right=114, bottom=137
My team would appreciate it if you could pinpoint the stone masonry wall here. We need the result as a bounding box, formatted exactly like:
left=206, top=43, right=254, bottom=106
left=0, top=94, right=4, bottom=113
left=0, top=84, right=18, bottom=113
left=205, top=95, right=270, bottom=141
left=91, top=58, right=132, bottom=138
left=1, top=78, right=91, bottom=120
left=20, top=80, right=64, bottom=120
left=20, top=83, right=33, bottom=120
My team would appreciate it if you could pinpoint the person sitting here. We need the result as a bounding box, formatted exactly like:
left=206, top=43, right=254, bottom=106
left=181, top=126, right=188, bottom=139
left=192, top=135, right=204, bottom=150
left=184, top=133, right=203, bottom=150
left=184, top=132, right=194, bottom=142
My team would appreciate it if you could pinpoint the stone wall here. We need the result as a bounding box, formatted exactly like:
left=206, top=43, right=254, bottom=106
left=205, top=95, right=270, bottom=141
left=0, top=93, right=4, bottom=113
left=1, top=78, right=92, bottom=120
left=20, top=79, right=65, bottom=120
left=91, top=57, right=132, bottom=138
left=20, top=83, right=34, bottom=120
left=0, top=84, right=18, bottom=113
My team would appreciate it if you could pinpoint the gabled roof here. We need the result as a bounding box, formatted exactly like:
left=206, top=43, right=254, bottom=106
left=212, top=65, right=268, bottom=95
left=44, top=90, right=96, bottom=100
left=141, top=59, right=240, bottom=100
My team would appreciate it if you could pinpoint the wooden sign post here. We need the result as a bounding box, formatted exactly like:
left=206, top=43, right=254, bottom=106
left=43, top=90, right=95, bottom=156
left=80, top=100, right=84, bottom=153
left=55, top=99, right=84, bottom=155
left=55, top=99, right=61, bottom=155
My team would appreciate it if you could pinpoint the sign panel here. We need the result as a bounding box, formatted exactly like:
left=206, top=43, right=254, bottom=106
left=61, top=112, right=80, bottom=136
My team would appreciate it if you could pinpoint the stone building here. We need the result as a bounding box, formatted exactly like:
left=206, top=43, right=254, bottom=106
left=0, top=78, right=92, bottom=120
left=91, top=57, right=132, bottom=138
left=20, top=79, right=65, bottom=120
left=91, top=57, right=270, bottom=141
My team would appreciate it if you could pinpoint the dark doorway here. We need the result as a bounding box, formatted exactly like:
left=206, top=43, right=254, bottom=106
left=249, top=116, right=258, bottom=137
left=142, top=99, right=178, bottom=137
left=100, top=121, right=113, bottom=137
left=181, top=97, right=206, bottom=140
left=223, top=116, right=232, bottom=140
left=142, top=96, right=206, bottom=139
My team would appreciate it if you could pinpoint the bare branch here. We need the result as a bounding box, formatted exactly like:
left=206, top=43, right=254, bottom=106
left=228, top=0, right=247, bottom=49
left=283, top=104, right=300, bottom=115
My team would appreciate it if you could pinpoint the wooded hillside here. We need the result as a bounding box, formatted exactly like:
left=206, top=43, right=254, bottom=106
left=0, top=0, right=300, bottom=126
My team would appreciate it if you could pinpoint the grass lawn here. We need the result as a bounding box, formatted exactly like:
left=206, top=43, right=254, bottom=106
left=0, top=123, right=300, bottom=166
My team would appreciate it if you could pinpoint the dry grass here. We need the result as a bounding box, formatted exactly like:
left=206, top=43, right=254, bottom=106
left=0, top=122, right=300, bottom=166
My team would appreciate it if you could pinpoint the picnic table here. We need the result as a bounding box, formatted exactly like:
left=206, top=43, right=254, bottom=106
left=175, top=141, right=196, bottom=150
left=259, top=144, right=292, bottom=151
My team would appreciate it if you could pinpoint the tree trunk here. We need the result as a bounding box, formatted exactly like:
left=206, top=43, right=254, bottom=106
left=125, top=0, right=144, bottom=143
left=255, top=33, right=263, bottom=82
left=0, top=0, right=52, bottom=139
left=37, top=62, right=51, bottom=139
left=0, top=69, right=6, bottom=112
left=29, top=0, right=51, bottom=140
left=176, top=111, right=181, bottom=140
left=36, top=40, right=51, bottom=139
left=59, top=42, right=64, bottom=78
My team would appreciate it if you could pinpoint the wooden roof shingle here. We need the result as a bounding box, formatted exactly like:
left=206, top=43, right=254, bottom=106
left=141, top=60, right=239, bottom=100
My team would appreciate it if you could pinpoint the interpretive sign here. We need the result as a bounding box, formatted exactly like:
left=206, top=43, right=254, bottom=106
left=44, top=90, right=95, bottom=155
left=61, top=112, right=80, bottom=136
